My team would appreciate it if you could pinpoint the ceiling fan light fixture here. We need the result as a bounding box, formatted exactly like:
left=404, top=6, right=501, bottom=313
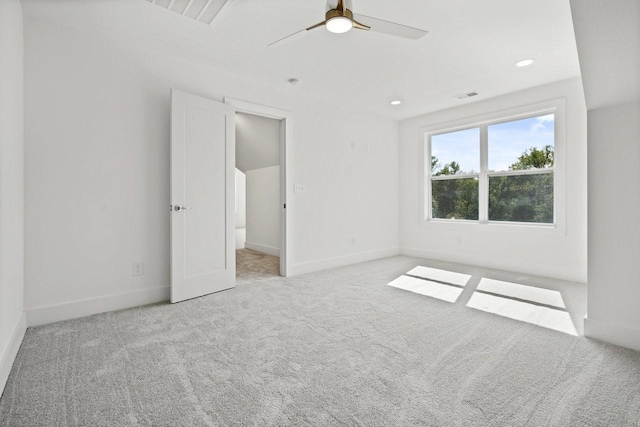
left=326, top=16, right=353, bottom=33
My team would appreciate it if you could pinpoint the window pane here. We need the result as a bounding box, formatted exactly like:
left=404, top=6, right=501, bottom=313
left=431, top=128, right=479, bottom=175
left=489, top=173, right=553, bottom=223
left=431, top=178, right=478, bottom=220
left=488, top=114, right=554, bottom=172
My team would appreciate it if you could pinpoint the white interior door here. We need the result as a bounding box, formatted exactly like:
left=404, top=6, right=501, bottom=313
left=170, top=89, right=235, bottom=303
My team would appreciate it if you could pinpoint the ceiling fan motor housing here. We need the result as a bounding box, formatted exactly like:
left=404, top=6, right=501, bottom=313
left=326, top=0, right=353, bottom=13
left=326, top=8, right=354, bottom=21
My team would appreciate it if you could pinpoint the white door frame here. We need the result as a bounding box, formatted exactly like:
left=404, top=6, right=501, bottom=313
left=224, top=97, right=292, bottom=277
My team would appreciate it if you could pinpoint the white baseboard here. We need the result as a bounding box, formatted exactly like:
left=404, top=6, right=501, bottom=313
left=0, top=311, right=27, bottom=396
left=400, top=247, right=586, bottom=283
left=289, top=247, right=400, bottom=276
left=245, top=241, right=280, bottom=257
left=27, top=286, right=170, bottom=327
left=584, top=317, right=640, bottom=352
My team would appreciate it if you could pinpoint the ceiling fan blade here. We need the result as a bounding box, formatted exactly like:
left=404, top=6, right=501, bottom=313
left=267, top=28, right=307, bottom=47
left=353, top=13, right=427, bottom=40
left=352, top=19, right=370, bottom=31
left=268, top=18, right=327, bottom=47
left=306, top=20, right=327, bottom=31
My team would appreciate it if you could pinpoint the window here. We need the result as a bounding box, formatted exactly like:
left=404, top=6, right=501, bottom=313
left=430, top=128, right=480, bottom=220
left=425, top=109, right=557, bottom=226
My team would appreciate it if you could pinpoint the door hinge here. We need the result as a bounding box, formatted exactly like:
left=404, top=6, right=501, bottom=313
left=283, top=204, right=286, bottom=209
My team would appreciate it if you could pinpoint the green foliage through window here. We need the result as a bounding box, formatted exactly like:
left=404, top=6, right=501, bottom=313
left=489, top=173, right=553, bottom=223
left=509, top=145, right=554, bottom=170
left=432, top=178, right=479, bottom=220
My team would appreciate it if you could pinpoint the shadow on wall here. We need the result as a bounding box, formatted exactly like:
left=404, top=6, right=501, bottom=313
left=388, top=266, right=579, bottom=336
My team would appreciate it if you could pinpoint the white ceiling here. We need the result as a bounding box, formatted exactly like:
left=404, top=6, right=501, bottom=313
left=21, top=0, right=582, bottom=121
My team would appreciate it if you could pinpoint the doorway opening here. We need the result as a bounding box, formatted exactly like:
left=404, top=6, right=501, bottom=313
left=226, top=98, right=290, bottom=283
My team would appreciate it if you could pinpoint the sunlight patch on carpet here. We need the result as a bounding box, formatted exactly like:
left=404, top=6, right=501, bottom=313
left=406, top=266, right=471, bottom=287
left=387, top=275, right=463, bottom=303
left=477, top=278, right=566, bottom=309
left=467, top=291, right=578, bottom=336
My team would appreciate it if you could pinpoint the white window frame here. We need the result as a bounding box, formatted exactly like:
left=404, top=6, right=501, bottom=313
left=420, top=98, right=566, bottom=235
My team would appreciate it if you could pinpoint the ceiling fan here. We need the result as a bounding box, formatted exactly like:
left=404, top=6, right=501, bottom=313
left=268, top=0, right=428, bottom=47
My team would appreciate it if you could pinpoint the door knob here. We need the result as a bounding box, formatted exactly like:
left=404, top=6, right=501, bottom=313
left=174, top=205, right=192, bottom=212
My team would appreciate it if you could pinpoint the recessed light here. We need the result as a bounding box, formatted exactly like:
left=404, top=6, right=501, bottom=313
left=516, top=58, right=535, bottom=67
left=390, top=100, right=402, bottom=106
left=287, top=78, right=300, bottom=86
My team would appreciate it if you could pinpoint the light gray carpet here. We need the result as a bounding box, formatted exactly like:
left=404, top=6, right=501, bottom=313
left=1, top=255, right=639, bottom=426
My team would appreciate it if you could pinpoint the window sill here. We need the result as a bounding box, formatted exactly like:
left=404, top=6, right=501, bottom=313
left=421, top=219, right=564, bottom=235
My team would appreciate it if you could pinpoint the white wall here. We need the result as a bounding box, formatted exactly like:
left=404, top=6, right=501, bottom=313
left=0, top=0, right=26, bottom=393
left=23, top=18, right=399, bottom=323
left=399, top=79, right=587, bottom=282
left=235, top=112, right=280, bottom=173
left=584, top=102, right=640, bottom=350
left=235, top=168, right=246, bottom=250
left=235, top=168, right=246, bottom=228
left=571, top=0, right=640, bottom=350
left=246, top=166, right=280, bottom=256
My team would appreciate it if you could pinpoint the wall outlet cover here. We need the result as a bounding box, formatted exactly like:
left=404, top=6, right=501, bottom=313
left=132, top=262, right=144, bottom=276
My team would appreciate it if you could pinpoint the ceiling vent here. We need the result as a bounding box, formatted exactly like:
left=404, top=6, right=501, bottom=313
left=455, top=91, right=479, bottom=100
left=145, top=0, right=234, bottom=26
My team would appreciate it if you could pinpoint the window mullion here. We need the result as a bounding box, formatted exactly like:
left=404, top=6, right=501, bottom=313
left=479, top=125, right=488, bottom=223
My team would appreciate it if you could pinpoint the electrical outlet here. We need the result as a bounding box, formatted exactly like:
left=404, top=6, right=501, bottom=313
left=365, top=143, right=371, bottom=152
left=351, top=237, right=356, bottom=246
left=294, top=183, right=306, bottom=194
left=456, top=237, right=462, bottom=246
left=132, top=262, right=144, bottom=276
left=351, top=140, right=356, bottom=151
